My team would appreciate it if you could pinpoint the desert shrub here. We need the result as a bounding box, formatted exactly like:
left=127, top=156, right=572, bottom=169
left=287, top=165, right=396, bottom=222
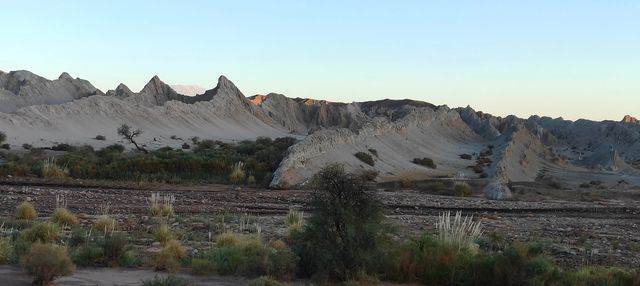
left=247, top=175, right=256, bottom=185
left=51, top=143, right=77, bottom=152
left=102, top=232, right=130, bottom=266
left=399, top=174, right=415, bottom=188
left=436, top=211, right=483, bottom=253
left=384, top=233, right=474, bottom=285
left=94, top=216, right=116, bottom=233
left=16, top=201, right=38, bottom=220
left=0, top=237, right=13, bottom=264
left=0, top=131, right=5, bottom=144
left=52, top=208, right=79, bottom=226
left=285, top=209, right=304, bottom=238
left=142, top=275, right=191, bottom=286
left=20, top=222, right=60, bottom=243
left=191, top=258, right=217, bottom=275
left=459, top=154, right=473, bottom=160
left=21, top=243, right=75, bottom=286
left=95, top=135, right=106, bottom=141
left=358, top=169, right=379, bottom=181
left=354, top=152, right=375, bottom=166
left=71, top=243, right=104, bottom=266
left=229, top=161, right=247, bottom=184
left=468, top=242, right=561, bottom=286
left=296, top=164, right=388, bottom=281
left=368, top=148, right=378, bottom=157
left=248, top=276, right=287, bottom=286
left=153, top=239, right=186, bottom=272
left=22, top=143, right=32, bottom=150
left=181, top=143, right=190, bottom=149
left=216, top=231, right=239, bottom=247
left=0, top=143, right=10, bottom=150
left=453, top=182, right=472, bottom=197
left=412, top=157, right=436, bottom=169
left=194, top=235, right=296, bottom=279
left=154, top=224, right=175, bottom=245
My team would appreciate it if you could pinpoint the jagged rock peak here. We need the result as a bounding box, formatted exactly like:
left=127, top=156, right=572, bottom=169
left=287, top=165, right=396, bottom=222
left=140, top=75, right=175, bottom=94
left=58, top=72, right=73, bottom=81
left=622, top=115, right=639, bottom=124
left=116, top=83, right=132, bottom=93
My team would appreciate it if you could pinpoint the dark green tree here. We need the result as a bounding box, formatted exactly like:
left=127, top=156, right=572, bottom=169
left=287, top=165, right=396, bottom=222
left=296, top=164, right=388, bottom=281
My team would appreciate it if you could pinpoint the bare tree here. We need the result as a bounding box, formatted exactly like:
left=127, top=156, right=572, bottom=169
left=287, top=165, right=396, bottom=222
left=117, top=124, right=148, bottom=153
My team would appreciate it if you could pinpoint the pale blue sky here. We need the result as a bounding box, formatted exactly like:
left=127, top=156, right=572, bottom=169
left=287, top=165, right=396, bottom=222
left=1, top=1, right=638, bottom=121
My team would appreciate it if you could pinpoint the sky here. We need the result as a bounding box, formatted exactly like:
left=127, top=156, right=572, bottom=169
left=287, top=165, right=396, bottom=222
left=1, top=0, right=638, bottom=121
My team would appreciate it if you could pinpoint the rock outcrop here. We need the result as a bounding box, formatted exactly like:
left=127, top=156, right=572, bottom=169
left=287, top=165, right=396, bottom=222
left=622, top=115, right=639, bottom=124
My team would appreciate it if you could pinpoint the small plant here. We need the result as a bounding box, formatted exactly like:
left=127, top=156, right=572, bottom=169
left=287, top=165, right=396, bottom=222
left=453, top=182, right=472, bottom=197
left=0, top=131, right=5, bottom=145
left=94, top=217, right=116, bottom=233
left=229, top=161, right=247, bottom=184
left=95, top=135, right=106, bottom=141
left=16, top=201, right=38, bottom=220
left=368, top=148, right=378, bottom=157
left=436, top=211, right=483, bottom=253
left=412, top=157, right=436, bottom=169
left=21, top=243, right=75, bottom=286
left=142, top=275, right=191, bottom=286
left=0, top=143, right=9, bottom=150
left=354, top=152, right=375, bottom=166
left=22, top=143, right=33, bottom=150
left=52, top=208, right=79, bottom=226
left=181, top=143, right=190, bottom=149
left=285, top=208, right=304, bottom=237
left=154, top=224, right=175, bottom=245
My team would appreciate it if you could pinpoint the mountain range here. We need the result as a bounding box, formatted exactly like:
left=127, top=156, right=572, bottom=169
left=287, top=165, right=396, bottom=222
left=1, top=69, right=639, bottom=196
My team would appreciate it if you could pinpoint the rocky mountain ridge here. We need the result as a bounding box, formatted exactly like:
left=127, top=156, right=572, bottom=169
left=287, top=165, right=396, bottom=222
left=1, top=69, right=639, bottom=196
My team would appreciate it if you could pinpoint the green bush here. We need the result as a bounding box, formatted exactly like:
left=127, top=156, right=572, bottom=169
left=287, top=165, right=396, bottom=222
left=16, top=201, right=38, bottom=220
left=142, top=275, right=191, bottom=286
left=248, top=276, right=287, bottom=286
left=296, top=164, right=387, bottom=281
left=21, top=222, right=60, bottom=243
left=21, top=243, right=75, bottom=286
left=354, top=152, right=375, bottom=166
left=412, top=157, right=436, bottom=169
left=193, top=235, right=296, bottom=279
left=0, top=237, right=13, bottom=264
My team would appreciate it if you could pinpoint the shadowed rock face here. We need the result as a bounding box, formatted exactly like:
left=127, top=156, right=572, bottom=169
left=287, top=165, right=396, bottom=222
left=0, top=70, right=102, bottom=112
left=1, top=69, right=640, bottom=197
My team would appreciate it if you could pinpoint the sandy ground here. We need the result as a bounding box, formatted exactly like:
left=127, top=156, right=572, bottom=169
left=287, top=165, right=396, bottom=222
left=0, top=266, right=248, bottom=286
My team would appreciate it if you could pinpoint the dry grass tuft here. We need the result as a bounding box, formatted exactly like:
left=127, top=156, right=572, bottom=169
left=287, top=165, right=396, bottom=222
left=16, top=201, right=38, bottom=220
left=436, top=211, right=483, bottom=253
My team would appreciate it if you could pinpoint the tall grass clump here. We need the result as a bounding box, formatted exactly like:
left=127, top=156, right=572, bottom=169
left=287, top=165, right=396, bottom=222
left=21, top=243, right=75, bottom=286
left=147, top=192, right=175, bottom=217
left=94, top=203, right=116, bottom=233
left=52, top=208, right=79, bottom=227
left=229, top=161, right=247, bottom=184
left=39, top=158, right=69, bottom=179
left=16, top=201, right=38, bottom=220
left=153, top=239, right=187, bottom=272
left=285, top=208, right=304, bottom=237
left=154, top=224, right=175, bottom=245
left=436, top=211, right=483, bottom=253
